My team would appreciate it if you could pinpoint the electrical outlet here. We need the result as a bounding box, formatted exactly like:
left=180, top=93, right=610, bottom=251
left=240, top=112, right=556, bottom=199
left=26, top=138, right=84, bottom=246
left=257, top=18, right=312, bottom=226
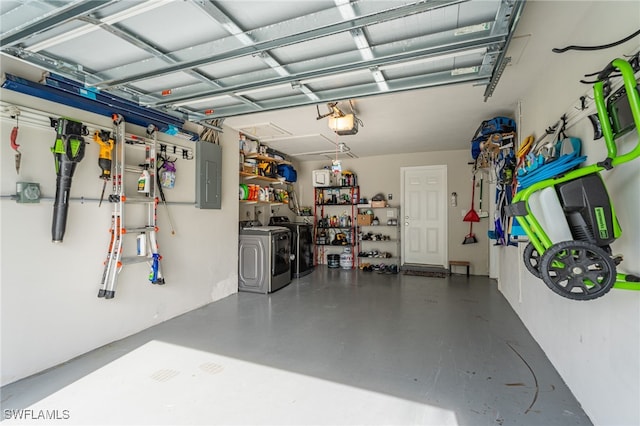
left=388, top=193, right=393, bottom=200
left=16, top=182, right=41, bottom=203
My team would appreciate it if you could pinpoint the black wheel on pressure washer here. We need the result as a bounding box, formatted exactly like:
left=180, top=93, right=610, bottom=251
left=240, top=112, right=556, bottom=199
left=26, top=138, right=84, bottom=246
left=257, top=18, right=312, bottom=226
left=539, top=240, right=617, bottom=301
left=523, top=242, right=542, bottom=278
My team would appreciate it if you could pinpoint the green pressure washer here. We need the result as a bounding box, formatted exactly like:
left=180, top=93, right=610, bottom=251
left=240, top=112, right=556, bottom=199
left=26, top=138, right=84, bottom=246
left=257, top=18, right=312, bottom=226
left=51, top=118, right=87, bottom=243
left=507, top=58, right=640, bottom=301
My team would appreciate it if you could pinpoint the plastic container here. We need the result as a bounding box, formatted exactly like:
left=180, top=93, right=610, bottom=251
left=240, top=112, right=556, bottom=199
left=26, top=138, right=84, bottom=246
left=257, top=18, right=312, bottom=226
left=137, top=169, right=150, bottom=193
left=160, top=162, right=176, bottom=189
left=327, top=254, right=340, bottom=268
left=340, top=247, right=353, bottom=269
left=136, top=233, right=146, bottom=256
left=528, top=187, right=573, bottom=243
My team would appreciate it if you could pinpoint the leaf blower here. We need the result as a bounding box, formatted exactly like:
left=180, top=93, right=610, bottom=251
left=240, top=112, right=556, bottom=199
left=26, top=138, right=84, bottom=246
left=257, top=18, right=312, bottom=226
left=50, top=118, right=87, bottom=243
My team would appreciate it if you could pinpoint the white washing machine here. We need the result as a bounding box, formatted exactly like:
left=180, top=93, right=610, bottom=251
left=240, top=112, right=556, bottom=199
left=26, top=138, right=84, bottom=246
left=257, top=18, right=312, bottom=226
left=239, top=225, right=292, bottom=294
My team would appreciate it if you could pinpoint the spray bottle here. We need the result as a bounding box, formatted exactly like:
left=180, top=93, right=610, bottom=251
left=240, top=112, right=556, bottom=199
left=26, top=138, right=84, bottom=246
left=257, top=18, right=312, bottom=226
left=160, top=161, right=176, bottom=189
left=138, top=167, right=150, bottom=193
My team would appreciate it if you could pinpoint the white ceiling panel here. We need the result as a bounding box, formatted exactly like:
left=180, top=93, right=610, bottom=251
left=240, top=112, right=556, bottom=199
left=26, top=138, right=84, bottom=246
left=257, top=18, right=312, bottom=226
left=115, top=1, right=227, bottom=52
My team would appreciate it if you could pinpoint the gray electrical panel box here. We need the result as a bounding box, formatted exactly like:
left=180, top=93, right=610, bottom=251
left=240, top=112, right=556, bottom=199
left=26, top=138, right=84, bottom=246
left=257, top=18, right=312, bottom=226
left=195, top=141, right=222, bottom=209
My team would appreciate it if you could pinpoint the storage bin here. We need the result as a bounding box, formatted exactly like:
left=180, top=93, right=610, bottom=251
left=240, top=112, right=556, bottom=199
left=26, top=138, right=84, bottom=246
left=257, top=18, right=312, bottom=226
left=313, top=169, right=333, bottom=187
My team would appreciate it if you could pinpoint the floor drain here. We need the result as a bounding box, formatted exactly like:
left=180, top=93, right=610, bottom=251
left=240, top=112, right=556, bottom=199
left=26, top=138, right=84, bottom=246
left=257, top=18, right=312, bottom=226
left=199, top=362, right=224, bottom=375
left=150, top=369, right=180, bottom=382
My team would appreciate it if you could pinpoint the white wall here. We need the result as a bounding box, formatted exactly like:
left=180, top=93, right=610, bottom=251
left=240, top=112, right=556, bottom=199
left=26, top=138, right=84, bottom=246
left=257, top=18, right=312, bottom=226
left=496, top=2, right=640, bottom=424
left=0, top=59, right=239, bottom=385
left=298, top=150, right=491, bottom=275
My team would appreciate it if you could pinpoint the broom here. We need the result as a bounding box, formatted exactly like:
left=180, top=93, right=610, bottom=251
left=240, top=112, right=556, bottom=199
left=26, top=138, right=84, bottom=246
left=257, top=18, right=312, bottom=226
left=463, top=221, right=478, bottom=244
left=463, top=173, right=481, bottom=222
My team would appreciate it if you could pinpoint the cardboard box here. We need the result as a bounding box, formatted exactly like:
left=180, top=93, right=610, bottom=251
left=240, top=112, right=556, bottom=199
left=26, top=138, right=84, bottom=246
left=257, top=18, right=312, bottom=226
left=357, top=214, right=373, bottom=226
left=371, top=201, right=386, bottom=208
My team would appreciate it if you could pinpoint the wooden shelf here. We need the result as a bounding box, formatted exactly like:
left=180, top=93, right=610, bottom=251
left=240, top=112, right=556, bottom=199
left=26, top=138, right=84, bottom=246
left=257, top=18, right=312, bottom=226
left=239, top=171, right=286, bottom=184
left=244, top=153, right=291, bottom=165
left=239, top=199, right=284, bottom=206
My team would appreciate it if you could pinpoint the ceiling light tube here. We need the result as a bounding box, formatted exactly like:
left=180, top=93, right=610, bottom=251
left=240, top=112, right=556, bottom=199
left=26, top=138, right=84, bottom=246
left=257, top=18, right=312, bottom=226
left=28, top=25, right=98, bottom=52
left=27, top=0, right=172, bottom=52
left=172, top=94, right=231, bottom=107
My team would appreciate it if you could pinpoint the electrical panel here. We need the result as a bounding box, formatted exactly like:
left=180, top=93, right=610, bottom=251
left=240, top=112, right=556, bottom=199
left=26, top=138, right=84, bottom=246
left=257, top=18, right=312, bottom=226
left=196, top=141, right=222, bottom=209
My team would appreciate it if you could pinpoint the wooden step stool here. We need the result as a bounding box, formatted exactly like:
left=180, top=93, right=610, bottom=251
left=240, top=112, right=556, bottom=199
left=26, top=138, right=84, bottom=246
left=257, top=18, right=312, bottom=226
left=449, top=260, right=470, bottom=277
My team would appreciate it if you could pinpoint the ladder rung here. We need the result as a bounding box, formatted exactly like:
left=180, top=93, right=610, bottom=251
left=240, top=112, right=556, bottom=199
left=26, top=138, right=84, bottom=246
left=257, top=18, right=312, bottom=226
left=123, top=196, right=155, bottom=203
left=124, top=226, right=156, bottom=233
left=124, top=166, right=145, bottom=173
left=121, top=256, right=150, bottom=265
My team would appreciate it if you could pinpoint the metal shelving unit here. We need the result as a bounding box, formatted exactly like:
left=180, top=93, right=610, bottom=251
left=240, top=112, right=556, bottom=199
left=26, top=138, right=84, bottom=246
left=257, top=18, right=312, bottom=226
left=357, top=205, right=401, bottom=268
left=313, top=186, right=359, bottom=268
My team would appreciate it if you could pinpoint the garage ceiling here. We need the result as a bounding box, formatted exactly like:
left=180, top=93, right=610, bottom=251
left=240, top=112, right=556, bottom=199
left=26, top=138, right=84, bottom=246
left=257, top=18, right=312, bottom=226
left=1, top=0, right=527, bottom=160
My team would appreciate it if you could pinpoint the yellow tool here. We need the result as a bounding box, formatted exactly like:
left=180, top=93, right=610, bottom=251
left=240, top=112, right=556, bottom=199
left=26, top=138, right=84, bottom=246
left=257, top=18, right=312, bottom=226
left=93, top=130, right=115, bottom=207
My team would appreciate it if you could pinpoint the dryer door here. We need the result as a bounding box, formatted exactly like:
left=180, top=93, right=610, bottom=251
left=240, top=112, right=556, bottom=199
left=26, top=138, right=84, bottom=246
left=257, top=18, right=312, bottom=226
left=272, top=231, right=291, bottom=277
left=239, top=236, right=267, bottom=293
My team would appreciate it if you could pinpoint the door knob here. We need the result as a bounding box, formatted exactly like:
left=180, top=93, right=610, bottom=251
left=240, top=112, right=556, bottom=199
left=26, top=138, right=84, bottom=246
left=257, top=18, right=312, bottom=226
left=405, top=222, right=409, bottom=226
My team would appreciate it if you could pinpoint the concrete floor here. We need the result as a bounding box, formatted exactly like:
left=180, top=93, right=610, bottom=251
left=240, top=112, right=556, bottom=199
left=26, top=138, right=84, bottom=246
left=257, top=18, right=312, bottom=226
left=1, top=269, right=592, bottom=425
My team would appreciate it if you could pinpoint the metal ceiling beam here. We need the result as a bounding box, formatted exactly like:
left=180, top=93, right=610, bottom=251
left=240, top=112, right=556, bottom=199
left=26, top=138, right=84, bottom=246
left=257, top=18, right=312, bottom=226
left=484, top=0, right=526, bottom=100
left=0, top=0, right=115, bottom=47
left=192, top=0, right=314, bottom=105
left=152, top=34, right=504, bottom=108
left=78, top=16, right=227, bottom=91
left=96, top=0, right=467, bottom=89
left=198, top=67, right=490, bottom=119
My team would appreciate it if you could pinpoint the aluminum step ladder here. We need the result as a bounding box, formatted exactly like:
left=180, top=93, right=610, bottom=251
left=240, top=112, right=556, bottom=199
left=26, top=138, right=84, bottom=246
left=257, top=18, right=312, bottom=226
left=98, top=114, right=164, bottom=299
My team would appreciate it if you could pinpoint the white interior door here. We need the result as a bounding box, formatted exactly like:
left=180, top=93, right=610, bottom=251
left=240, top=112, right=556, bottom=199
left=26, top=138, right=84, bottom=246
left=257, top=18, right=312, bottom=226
left=401, top=165, right=447, bottom=267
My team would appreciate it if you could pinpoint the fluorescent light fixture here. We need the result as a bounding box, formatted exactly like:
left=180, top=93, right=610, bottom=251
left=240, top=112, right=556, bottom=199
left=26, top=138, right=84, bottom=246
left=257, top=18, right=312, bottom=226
left=454, top=22, right=491, bottom=36
left=235, top=83, right=291, bottom=96
left=28, top=0, right=171, bottom=52
left=172, top=94, right=231, bottom=107
left=28, top=25, right=98, bottom=52
left=300, top=69, right=367, bottom=85
left=102, top=0, right=173, bottom=24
